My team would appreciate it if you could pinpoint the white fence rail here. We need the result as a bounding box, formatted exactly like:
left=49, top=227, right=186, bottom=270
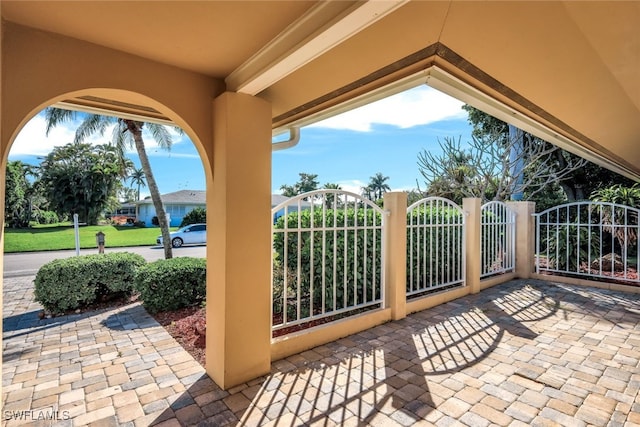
left=535, top=201, right=640, bottom=284
left=406, top=197, right=465, bottom=297
left=481, top=201, right=516, bottom=278
left=271, top=190, right=385, bottom=334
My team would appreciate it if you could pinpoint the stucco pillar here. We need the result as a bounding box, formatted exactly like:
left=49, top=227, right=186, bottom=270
left=463, top=198, right=481, bottom=294
left=0, top=13, right=5, bottom=401
left=207, top=92, right=271, bottom=389
left=383, top=192, right=407, bottom=320
left=508, top=201, right=536, bottom=279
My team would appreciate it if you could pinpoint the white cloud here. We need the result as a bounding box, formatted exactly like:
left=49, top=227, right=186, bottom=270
left=9, top=113, right=187, bottom=158
left=10, top=115, right=76, bottom=157
left=335, top=179, right=367, bottom=195
left=309, top=86, right=465, bottom=132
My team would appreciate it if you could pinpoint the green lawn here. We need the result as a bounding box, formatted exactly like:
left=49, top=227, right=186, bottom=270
left=4, top=224, right=177, bottom=253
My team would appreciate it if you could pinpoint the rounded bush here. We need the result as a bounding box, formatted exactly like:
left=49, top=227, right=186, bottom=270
left=34, top=252, right=146, bottom=313
left=180, top=207, right=206, bottom=227
left=134, top=257, right=206, bottom=313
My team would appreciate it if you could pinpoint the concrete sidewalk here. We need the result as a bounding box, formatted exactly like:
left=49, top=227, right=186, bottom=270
left=2, top=275, right=640, bottom=426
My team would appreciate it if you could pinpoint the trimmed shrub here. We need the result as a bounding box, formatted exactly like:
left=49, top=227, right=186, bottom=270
left=34, top=252, right=146, bottom=313
left=180, top=207, right=206, bottom=227
left=33, top=210, right=59, bottom=225
left=134, top=257, right=206, bottom=313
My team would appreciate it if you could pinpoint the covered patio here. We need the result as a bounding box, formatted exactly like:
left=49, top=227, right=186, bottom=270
left=1, top=0, right=639, bottom=411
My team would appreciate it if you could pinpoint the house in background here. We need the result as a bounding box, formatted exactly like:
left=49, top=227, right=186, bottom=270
left=136, top=190, right=205, bottom=227
left=136, top=190, right=302, bottom=227
left=272, top=194, right=313, bottom=223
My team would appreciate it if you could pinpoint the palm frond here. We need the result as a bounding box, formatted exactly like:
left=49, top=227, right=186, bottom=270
left=147, top=124, right=179, bottom=151
left=75, top=114, right=113, bottom=144
left=44, top=108, right=76, bottom=136
left=110, top=120, right=133, bottom=152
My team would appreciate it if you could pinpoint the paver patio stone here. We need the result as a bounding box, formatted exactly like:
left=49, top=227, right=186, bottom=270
left=3, top=276, right=640, bottom=426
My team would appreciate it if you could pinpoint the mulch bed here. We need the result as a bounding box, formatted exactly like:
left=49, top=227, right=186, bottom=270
left=151, top=306, right=207, bottom=367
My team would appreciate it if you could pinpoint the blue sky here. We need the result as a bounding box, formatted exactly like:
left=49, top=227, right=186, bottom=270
left=8, top=86, right=473, bottom=198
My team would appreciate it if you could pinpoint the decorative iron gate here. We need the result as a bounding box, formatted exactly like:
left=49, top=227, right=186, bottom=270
left=481, top=201, right=516, bottom=278
left=271, top=190, right=385, bottom=334
left=535, top=201, right=640, bottom=284
left=406, top=197, right=465, bottom=298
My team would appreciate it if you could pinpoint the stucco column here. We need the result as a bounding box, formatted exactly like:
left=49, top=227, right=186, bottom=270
left=463, top=198, right=481, bottom=294
left=207, top=92, right=272, bottom=389
left=0, top=14, right=4, bottom=401
left=508, top=201, right=536, bottom=279
left=383, top=192, right=407, bottom=320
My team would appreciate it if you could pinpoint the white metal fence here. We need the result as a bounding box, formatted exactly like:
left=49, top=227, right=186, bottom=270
left=406, top=197, right=465, bottom=297
left=481, top=201, right=516, bottom=278
left=271, top=190, right=385, bottom=334
left=535, top=201, right=640, bottom=284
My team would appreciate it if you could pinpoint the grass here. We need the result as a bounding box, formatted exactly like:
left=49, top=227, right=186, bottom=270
left=4, top=224, right=178, bottom=253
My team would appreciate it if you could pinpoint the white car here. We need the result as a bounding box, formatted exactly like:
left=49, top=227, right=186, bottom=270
left=157, top=223, right=206, bottom=248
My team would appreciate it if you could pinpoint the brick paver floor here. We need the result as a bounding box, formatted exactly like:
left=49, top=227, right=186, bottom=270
left=2, top=275, right=640, bottom=426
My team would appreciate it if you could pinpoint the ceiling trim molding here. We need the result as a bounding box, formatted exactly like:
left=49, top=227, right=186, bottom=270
left=226, top=0, right=408, bottom=95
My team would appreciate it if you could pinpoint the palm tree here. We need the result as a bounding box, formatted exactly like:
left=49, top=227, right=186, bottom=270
left=323, top=182, right=342, bottom=207
left=368, top=172, right=391, bottom=200
left=129, top=167, right=146, bottom=201
left=45, top=108, right=178, bottom=259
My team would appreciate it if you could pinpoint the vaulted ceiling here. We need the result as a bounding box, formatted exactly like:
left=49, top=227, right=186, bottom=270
left=2, top=1, right=639, bottom=178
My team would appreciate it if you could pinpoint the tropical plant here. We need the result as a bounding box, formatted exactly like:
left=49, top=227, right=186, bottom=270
left=546, top=223, right=601, bottom=272
left=44, top=108, right=180, bottom=259
left=590, top=184, right=640, bottom=249
left=38, top=143, right=125, bottom=225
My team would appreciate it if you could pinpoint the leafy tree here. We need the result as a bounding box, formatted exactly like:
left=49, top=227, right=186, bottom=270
left=119, top=187, right=138, bottom=203
left=280, top=172, right=320, bottom=196
left=367, top=172, right=391, bottom=201
left=418, top=107, right=588, bottom=203
left=39, top=142, right=125, bottom=225
left=5, top=161, right=31, bottom=227
left=406, top=189, right=426, bottom=206
left=45, top=108, right=180, bottom=259
left=461, top=105, right=634, bottom=203
left=180, top=207, right=206, bottom=227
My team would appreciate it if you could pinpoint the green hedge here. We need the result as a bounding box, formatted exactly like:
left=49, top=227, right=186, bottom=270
left=273, top=205, right=465, bottom=318
left=273, top=207, right=383, bottom=320
left=134, top=257, right=206, bottom=313
left=406, top=206, right=464, bottom=291
left=34, top=252, right=146, bottom=313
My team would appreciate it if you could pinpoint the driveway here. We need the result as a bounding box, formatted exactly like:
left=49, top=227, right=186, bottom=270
left=3, top=245, right=206, bottom=278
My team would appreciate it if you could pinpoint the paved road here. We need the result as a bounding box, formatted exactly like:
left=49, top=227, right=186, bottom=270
left=3, top=245, right=206, bottom=277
